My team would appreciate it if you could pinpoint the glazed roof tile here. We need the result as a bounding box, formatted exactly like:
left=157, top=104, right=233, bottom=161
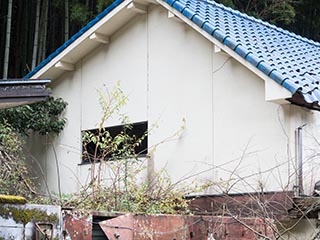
left=167, top=0, right=320, bottom=109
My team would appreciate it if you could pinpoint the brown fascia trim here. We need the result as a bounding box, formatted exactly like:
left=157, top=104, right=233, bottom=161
left=290, top=196, right=320, bottom=219
left=0, top=79, right=50, bottom=97
left=186, top=191, right=294, bottom=222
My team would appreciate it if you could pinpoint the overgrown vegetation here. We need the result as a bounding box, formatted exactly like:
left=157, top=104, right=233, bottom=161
left=0, top=206, right=58, bottom=225
left=0, top=195, right=27, bottom=204
left=0, top=83, right=197, bottom=215
left=0, top=97, right=67, bottom=199
left=63, top=168, right=191, bottom=214
left=57, top=82, right=196, bottom=214
left=0, top=97, right=67, bottom=135
left=0, top=122, right=37, bottom=199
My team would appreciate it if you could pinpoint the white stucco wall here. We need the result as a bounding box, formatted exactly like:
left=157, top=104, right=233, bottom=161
left=29, top=4, right=320, bottom=196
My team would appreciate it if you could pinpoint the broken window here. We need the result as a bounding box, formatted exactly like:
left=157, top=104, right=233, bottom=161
left=82, top=121, right=148, bottom=163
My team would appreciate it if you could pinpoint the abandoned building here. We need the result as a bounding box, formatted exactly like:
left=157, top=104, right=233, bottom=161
left=21, top=0, right=320, bottom=238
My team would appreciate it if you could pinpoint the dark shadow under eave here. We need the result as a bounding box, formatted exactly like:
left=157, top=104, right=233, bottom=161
left=287, top=92, right=320, bottom=111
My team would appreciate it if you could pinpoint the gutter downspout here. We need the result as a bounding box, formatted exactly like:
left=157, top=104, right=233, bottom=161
left=295, top=123, right=306, bottom=197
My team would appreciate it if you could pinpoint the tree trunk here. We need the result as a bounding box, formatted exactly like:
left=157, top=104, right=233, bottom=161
left=38, top=0, right=49, bottom=63
left=65, top=0, right=69, bottom=41
left=3, top=0, right=13, bottom=79
left=32, top=0, right=41, bottom=70
left=42, top=0, right=49, bottom=61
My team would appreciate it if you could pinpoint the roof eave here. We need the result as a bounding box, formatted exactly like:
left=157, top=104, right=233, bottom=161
left=27, top=0, right=311, bottom=109
left=26, top=0, right=154, bottom=81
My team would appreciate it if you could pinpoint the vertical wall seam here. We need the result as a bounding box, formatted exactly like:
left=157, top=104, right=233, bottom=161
left=146, top=6, right=155, bottom=182
left=211, top=44, right=215, bottom=179
left=78, top=59, right=83, bottom=192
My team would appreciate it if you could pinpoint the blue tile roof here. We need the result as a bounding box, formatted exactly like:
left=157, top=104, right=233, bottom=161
left=166, top=0, right=320, bottom=109
left=26, top=0, right=320, bottom=109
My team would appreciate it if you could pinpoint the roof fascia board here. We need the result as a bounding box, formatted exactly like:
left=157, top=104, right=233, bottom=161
left=265, top=78, right=291, bottom=104
left=30, top=0, right=133, bottom=79
left=157, top=0, right=291, bottom=104
left=0, top=79, right=50, bottom=85
left=136, top=0, right=159, bottom=4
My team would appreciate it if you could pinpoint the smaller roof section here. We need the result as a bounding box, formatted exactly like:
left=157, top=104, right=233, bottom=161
left=0, top=79, right=50, bottom=109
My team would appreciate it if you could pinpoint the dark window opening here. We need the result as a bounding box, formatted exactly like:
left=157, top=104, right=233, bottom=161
left=82, top=121, right=148, bottom=163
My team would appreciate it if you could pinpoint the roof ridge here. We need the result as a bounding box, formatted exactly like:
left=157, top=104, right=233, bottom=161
left=203, top=0, right=320, bottom=48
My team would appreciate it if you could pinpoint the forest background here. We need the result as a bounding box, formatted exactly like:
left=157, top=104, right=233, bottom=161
left=0, top=0, right=319, bottom=79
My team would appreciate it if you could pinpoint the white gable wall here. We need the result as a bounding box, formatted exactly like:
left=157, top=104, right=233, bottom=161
left=147, top=5, right=214, bottom=190
left=80, top=14, right=148, bottom=129
left=30, top=4, right=320, bottom=195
